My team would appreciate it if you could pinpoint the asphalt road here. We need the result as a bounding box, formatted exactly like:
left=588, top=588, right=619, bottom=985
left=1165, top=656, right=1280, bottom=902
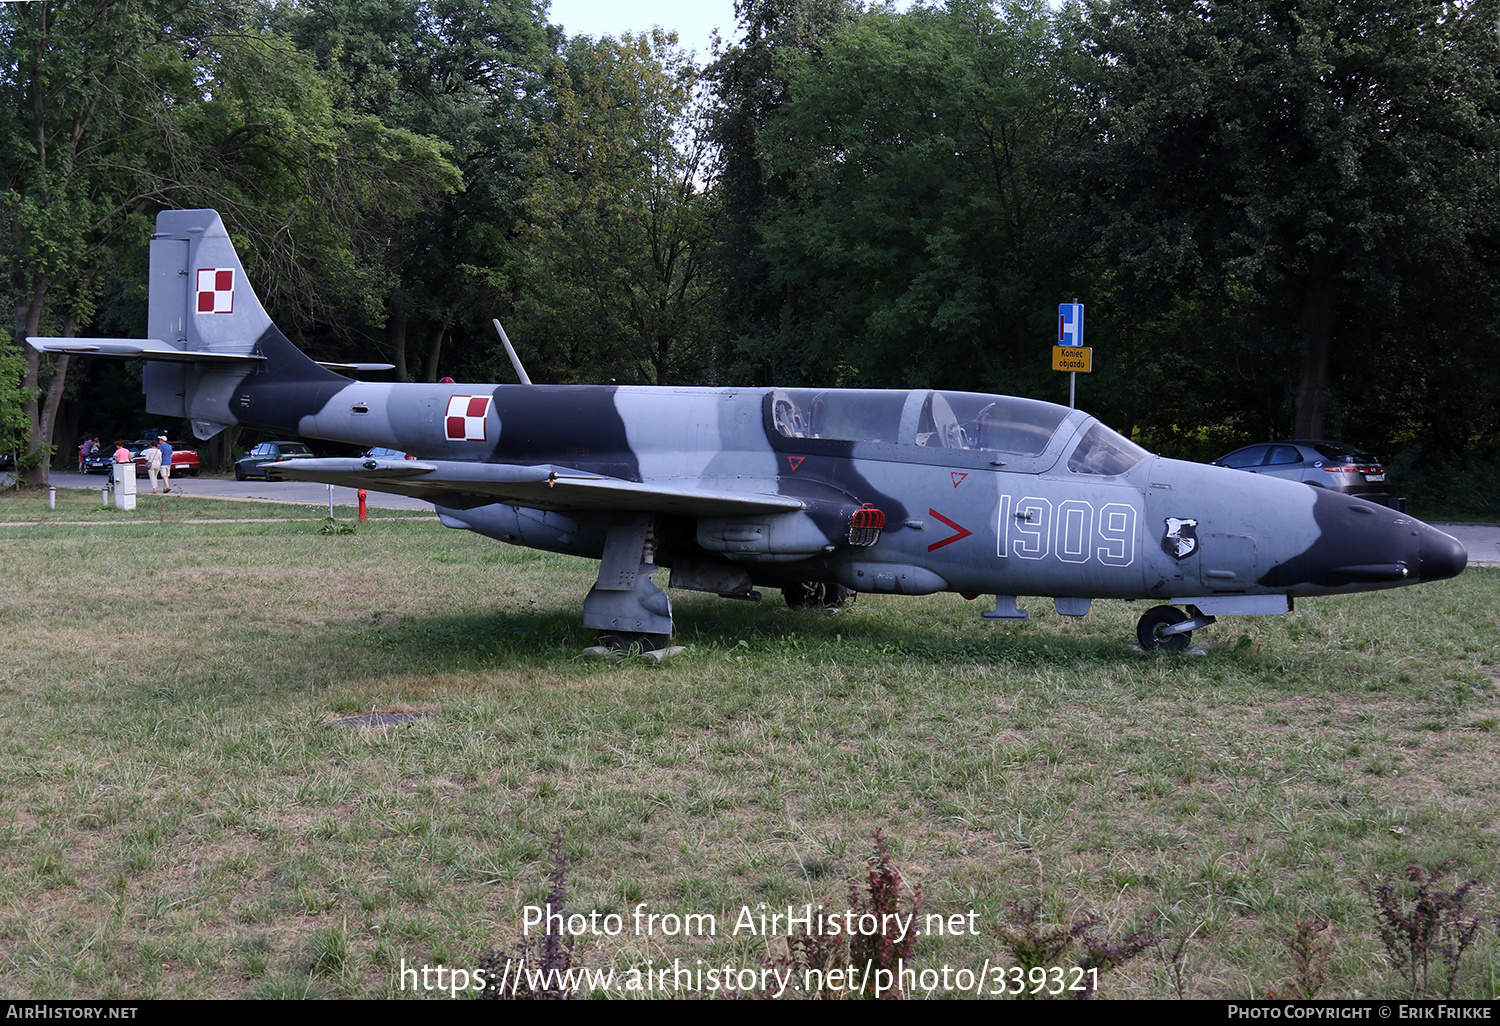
left=35, top=471, right=1500, bottom=565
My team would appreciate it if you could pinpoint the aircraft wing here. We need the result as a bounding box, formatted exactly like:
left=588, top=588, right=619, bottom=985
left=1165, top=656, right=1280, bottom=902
left=268, top=458, right=806, bottom=516
left=27, top=337, right=265, bottom=363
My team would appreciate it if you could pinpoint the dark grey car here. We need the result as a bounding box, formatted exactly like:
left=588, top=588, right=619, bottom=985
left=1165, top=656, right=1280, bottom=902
left=234, top=441, right=316, bottom=480
left=1212, top=440, right=1393, bottom=505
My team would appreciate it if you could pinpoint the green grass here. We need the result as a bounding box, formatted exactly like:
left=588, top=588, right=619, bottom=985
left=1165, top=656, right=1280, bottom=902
left=0, top=485, right=1496, bottom=999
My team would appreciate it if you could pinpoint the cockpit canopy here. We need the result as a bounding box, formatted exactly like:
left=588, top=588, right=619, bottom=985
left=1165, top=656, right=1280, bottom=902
left=767, top=388, right=1147, bottom=477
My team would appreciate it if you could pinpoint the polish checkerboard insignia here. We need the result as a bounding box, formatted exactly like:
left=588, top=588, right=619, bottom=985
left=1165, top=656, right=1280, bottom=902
left=445, top=395, right=491, bottom=441
left=195, top=268, right=234, bottom=314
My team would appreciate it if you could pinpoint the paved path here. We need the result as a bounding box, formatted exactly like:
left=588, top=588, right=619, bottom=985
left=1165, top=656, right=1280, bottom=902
left=1429, top=522, right=1500, bottom=567
left=48, top=471, right=433, bottom=511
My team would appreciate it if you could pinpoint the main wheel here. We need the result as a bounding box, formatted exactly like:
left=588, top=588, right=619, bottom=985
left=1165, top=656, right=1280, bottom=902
left=781, top=582, right=855, bottom=610
left=598, top=631, right=671, bottom=653
left=1137, top=605, right=1191, bottom=651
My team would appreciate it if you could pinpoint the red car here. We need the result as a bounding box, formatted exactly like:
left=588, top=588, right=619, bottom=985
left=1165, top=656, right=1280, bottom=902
left=131, top=441, right=200, bottom=477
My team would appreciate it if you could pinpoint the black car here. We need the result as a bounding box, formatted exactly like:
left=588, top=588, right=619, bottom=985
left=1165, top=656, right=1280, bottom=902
left=1212, top=440, right=1394, bottom=505
left=234, top=441, right=316, bottom=480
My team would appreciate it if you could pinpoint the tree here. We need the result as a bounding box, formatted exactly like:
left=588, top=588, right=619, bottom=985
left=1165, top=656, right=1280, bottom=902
left=1070, top=0, right=1500, bottom=440
left=750, top=0, right=1086, bottom=392
left=2, top=0, right=459, bottom=484
left=706, top=0, right=861, bottom=383
left=277, top=0, right=552, bottom=382
left=514, top=31, right=720, bottom=385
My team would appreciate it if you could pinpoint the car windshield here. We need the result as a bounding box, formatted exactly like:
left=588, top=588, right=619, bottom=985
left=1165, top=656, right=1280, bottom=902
left=280, top=444, right=313, bottom=456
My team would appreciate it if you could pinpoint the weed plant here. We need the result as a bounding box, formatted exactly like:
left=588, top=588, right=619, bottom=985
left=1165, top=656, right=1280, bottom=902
left=1363, top=864, right=1486, bottom=999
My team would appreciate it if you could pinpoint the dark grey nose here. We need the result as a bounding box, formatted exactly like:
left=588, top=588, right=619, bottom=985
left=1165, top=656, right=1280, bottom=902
left=1417, top=527, right=1467, bottom=583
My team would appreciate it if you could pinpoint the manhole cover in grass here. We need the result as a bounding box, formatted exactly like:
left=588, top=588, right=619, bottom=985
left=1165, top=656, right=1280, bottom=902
left=331, top=712, right=429, bottom=728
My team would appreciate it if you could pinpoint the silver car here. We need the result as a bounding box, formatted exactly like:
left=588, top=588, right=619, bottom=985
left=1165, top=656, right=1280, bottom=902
left=1212, top=440, right=1394, bottom=506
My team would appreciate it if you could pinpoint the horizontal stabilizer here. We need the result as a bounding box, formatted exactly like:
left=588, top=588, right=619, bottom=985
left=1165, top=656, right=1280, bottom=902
left=268, top=457, right=806, bottom=516
left=26, top=337, right=265, bottom=363
left=316, top=361, right=396, bottom=373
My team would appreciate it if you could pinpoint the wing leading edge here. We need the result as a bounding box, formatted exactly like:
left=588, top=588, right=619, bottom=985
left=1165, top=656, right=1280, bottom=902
left=269, top=457, right=806, bottom=517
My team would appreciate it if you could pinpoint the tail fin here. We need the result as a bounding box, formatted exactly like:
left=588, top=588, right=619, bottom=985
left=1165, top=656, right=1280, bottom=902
left=145, top=209, right=346, bottom=440
left=29, top=209, right=350, bottom=440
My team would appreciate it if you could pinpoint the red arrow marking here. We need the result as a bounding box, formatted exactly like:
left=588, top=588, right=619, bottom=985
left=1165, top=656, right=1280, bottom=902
left=927, top=508, right=973, bottom=551
left=951, top=472, right=967, bottom=488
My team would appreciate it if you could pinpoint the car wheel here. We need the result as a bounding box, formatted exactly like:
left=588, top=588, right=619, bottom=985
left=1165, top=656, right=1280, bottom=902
left=234, top=466, right=246, bottom=481
left=1137, top=605, right=1190, bottom=651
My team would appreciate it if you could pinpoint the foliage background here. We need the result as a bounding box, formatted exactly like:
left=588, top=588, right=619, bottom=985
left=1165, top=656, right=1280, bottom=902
left=3, top=0, right=1498, bottom=513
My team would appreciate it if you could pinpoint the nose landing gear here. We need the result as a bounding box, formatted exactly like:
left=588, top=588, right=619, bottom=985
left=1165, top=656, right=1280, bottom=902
left=1136, top=605, right=1217, bottom=651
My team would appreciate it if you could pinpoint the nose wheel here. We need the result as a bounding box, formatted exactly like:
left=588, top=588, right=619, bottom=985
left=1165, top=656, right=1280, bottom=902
left=1136, top=605, right=1215, bottom=651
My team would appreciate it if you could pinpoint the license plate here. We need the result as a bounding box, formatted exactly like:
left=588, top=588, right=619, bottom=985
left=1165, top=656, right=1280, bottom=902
left=1365, top=473, right=1386, bottom=483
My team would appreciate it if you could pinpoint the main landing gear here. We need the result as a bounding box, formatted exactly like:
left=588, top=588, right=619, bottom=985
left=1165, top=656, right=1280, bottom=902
left=584, top=514, right=675, bottom=653
left=780, top=582, right=855, bottom=611
left=1136, top=604, right=1217, bottom=651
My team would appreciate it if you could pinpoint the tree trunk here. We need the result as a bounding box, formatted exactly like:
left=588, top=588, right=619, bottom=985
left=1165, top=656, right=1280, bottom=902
left=18, top=280, right=48, bottom=487
left=421, top=322, right=446, bottom=382
left=390, top=305, right=409, bottom=382
left=1293, top=269, right=1333, bottom=439
left=209, top=424, right=243, bottom=472
left=38, top=351, right=69, bottom=475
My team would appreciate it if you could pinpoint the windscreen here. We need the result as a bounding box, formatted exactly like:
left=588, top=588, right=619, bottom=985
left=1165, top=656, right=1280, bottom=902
left=770, top=389, right=1070, bottom=456
left=1066, top=424, right=1148, bottom=476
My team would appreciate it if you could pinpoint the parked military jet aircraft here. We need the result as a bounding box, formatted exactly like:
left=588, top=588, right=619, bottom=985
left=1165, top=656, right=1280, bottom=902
left=28, top=210, right=1468, bottom=651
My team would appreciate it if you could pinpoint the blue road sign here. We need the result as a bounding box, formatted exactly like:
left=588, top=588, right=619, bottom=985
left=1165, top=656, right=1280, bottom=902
left=1058, top=303, right=1084, bottom=346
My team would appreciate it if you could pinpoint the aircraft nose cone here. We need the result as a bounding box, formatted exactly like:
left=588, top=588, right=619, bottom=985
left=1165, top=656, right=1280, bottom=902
left=1417, top=527, right=1467, bottom=582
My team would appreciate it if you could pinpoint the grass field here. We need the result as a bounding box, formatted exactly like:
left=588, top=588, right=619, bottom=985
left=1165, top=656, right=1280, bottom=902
left=1, top=487, right=1496, bottom=999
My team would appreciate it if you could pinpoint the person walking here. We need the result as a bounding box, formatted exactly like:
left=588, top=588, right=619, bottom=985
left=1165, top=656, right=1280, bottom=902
left=142, top=439, right=164, bottom=493
left=157, top=436, right=174, bottom=493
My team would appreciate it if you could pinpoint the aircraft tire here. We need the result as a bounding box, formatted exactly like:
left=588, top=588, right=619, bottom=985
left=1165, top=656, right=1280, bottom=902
left=1137, top=605, right=1190, bottom=651
left=598, top=631, right=671, bottom=653
left=781, top=582, right=854, bottom=610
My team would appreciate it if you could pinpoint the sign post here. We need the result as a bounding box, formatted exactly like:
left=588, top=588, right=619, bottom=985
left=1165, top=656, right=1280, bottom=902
left=1054, top=302, right=1091, bottom=407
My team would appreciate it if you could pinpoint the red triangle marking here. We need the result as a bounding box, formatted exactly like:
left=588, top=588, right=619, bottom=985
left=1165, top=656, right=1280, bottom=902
left=951, top=472, right=967, bottom=488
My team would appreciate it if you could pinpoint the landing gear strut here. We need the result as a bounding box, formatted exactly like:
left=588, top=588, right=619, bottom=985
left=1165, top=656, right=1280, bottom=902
left=1136, top=604, right=1217, bottom=651
left=584, top=514, right=673, bottom=651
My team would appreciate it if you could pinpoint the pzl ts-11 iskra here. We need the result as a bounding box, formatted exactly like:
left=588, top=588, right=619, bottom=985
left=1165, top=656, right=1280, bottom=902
left=28, top=210, right=1468, bottom=651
